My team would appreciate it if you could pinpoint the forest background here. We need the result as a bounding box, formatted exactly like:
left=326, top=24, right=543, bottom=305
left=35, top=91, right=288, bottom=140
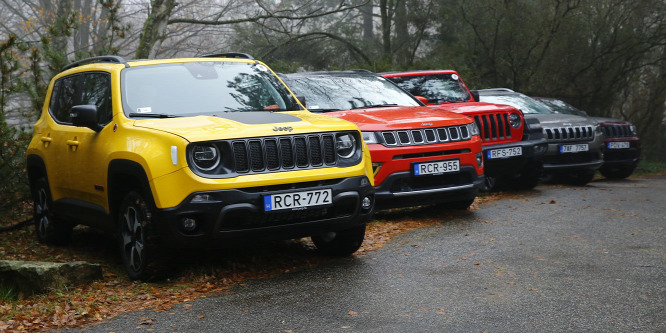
left=1, top=0, right=665, bottom=218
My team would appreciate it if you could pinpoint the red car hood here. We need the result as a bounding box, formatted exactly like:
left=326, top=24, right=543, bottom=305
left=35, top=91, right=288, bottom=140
left=324, top=106, right=472, bottom=131
left=429, top=101, right=520, bottom=115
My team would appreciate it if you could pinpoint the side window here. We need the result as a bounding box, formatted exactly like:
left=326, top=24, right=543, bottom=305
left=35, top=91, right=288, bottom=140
left=49, top=75, right=79, bottom=123
left=81, top=73, right=112, bottom=125
left=48, top=72, right=111, bottom=125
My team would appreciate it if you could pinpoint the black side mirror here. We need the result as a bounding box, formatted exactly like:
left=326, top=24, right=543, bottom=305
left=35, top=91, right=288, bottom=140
left=71, top=105, right=103, bottom=132
left=470, top=90, right=480, bottom=102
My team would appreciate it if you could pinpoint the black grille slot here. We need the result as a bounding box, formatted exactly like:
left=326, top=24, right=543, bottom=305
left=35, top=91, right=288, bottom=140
left=437, top=128, right=449, bottom=141
left=383, top=132, right=397, bottom=145
left=295, top=137, right=308, bottom=167
left=412, top=130, right=424, bottom=143
left=602, top=124, right=632, bottom=138
left=425, top=129, right=436, bottom=142
left=249, top=140, right=264, bottom=171
left=233, top=141, right=249, bottom=172
left=323, top=135, right=336, bottom=164
left=265, top=139, right=279, bottom=170
left=309, top=136, right=323, bottom=166
left=280, top=138, right=294, bottom=168
left=398, top=131, right=410, bottom=144
left=448, top=127, right=460, bottom=140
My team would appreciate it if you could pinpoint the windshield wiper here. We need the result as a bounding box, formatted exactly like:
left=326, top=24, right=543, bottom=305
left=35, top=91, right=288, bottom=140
left=355, top=103, right=398, bottom=109
left=128, top=113, right=179, bottom=118
left=308, top=108, right=341, bottom=112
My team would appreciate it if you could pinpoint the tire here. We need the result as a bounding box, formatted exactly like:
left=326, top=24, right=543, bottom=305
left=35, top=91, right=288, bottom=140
left=33, top=178, right=73, bottom=245
left=599, top=166, right=635, bottom=179
left=118, top=191, right=160, bottom=281
left=565, top=170, right=596, bottom=186
left=312, top=224, right=366, bottom=256
left=482, top=176, right=498, bottom=192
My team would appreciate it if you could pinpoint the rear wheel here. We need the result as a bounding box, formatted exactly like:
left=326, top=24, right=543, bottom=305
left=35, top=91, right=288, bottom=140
left=33, top=178, right=73, bottom=245
left=511, top=163, right=542, bottom=190
left=599, top=166, right=635, bottom=179
left=312, top=224, right=366, bottom=256
left=118, top=191, right=160, bottom=281
left=448, top=197, right=476, bottom=210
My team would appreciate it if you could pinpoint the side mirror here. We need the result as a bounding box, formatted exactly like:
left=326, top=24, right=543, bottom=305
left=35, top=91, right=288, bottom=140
left=470, top=90, right=480, bottom=102
left=414, top=96, right=429, bottom=105
left=71, top=105, right=103, bottom=132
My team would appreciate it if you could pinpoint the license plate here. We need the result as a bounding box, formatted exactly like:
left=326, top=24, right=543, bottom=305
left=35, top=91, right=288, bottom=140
left=264, top=189, right=332, bottom=211
left=487, top=147, right=523, bottom=159
left=607, top=141, right=630, bottom=149
left=559, top=144, right=589, bottom=153
left=413, top=159, right=460, bottom=176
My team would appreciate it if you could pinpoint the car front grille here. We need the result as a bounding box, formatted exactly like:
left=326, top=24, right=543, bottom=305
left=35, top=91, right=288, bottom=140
left=232, top=134, right=337, bottom=173
left=601, top=124, right=633, bottom=138
left=380, top=124, right=470, bottom=147
left=543, top=126, right=595, bottom=141
left=473, top=113, right=513, bottom=142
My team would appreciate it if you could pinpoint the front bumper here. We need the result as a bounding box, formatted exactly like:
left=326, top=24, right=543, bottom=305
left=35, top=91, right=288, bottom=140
left=481, top=138, right=547, bottom=177
left=374, top=165, right=484, bottom=210
left=541, top=140, right=604, bottom=172
left=601, top=139, right=641, bottom=168
left=155, top=176, right=375, bottom=248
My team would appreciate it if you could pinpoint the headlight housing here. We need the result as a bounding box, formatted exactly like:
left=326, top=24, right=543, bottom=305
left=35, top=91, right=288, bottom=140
left=630, top=125, right=637, bottom=135
left=336, top=133, right=357, bottom=159
left=191, top=144, right=221, bottom=171
left=509, top=113, right=521, bottom=129
left=362, top=132, right=379, bottom=144
left=467, top=122, right=480, bottom=137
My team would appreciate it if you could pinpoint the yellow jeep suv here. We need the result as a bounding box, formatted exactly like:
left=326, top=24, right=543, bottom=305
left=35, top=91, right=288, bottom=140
left=26, top=54, right=375, bottom=280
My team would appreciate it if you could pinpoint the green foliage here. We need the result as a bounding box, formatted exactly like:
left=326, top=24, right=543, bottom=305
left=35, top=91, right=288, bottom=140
left=0, top=286, right=17, bottom=302
left=634, top=161, right=666, bottom=176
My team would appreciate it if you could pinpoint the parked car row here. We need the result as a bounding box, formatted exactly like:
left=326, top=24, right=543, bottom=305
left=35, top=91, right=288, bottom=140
left=25, top=54, right=640, bottom=280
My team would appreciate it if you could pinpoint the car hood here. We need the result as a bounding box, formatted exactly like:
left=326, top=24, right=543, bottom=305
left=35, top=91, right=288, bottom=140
left=429, top=101, right=519, bottom=115
left=524, top=113, right=595, bottom=127
left=132, top=111, right=357, bottom=142
left=589, top=116, right=632, bottom=126
left=322, top=106, right=472, bottom=131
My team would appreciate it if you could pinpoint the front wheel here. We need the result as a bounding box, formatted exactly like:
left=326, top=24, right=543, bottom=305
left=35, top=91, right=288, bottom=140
left=33, top=178, right=73, bottom=245
left=118, top=191, right=160, bottom=281
left=312, top=224, right=366, bottom=256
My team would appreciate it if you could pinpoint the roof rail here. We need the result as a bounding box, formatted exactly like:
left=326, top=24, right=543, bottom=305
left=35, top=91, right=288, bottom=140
left=202, top=52, right=255, bottom=60
left=61, top=56, right=129, bottom=71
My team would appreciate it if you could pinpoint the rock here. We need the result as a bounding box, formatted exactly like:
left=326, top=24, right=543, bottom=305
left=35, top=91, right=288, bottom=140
left=0, top=260, right=103, bottom=295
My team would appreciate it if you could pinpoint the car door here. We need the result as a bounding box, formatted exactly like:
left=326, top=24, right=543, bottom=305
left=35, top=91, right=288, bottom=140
left=66, top=72, right=113, bottom=210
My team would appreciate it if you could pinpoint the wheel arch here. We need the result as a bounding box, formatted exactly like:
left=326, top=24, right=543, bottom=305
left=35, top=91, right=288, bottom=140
left=26, top=154, right=48, bottom=195
left=107, top=159, right=154, bottom=221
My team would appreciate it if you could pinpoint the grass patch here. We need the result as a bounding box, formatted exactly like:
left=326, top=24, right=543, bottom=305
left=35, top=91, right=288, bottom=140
left=633, top=160, right=666, bottom=176
left=0, top=286, right=17, bottom=302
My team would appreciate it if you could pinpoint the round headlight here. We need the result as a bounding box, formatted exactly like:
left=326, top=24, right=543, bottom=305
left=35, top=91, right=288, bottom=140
left=192, top=144, right=220, bottom=171
left=509, top=113, right=521, bottom=129
left=336, top=133, right=356, bottom=159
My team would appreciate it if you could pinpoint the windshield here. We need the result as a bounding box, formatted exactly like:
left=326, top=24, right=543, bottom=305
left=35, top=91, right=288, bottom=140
left=386, top=74, right=471, bottom=103
left=282, top=74, right=420, bottom=111
left=535, top=98, right=584, bottom=116
left=122, top=62, right=301, bottom=117
left=479, top=93, right=553, bottom=114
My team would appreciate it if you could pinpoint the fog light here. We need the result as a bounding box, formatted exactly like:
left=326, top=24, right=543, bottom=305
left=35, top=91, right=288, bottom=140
left=476, top=152, right=484, bottom=168
left=181, top=217, right=197, bottom=232
left=535, top=144, right=548, bottom=155
left=360, top=177, right=370, bottom=187
left=362, top=196, right=372, bottom=209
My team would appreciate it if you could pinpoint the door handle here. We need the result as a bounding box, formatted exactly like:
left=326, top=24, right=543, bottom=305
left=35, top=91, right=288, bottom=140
left=40, top=137, right=52, bottom=143
left=66, top=140, right=80, bottom=146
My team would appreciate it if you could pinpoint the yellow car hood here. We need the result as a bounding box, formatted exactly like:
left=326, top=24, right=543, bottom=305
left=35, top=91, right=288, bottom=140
left=132, top=111, right=357, bottom=142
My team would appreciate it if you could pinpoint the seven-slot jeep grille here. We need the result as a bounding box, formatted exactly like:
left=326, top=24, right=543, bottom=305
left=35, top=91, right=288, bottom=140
left=601, top=124, right=633, bottom=138
left=232, top=134, right=337, bottom=173
left=543, top=126, right=594, bottom=141
left=380, top=124, right=470, bottom=146
left=473, top=113, right=513, bottom=142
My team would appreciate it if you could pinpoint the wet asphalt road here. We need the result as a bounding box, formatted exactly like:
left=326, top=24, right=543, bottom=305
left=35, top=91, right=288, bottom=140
left=71, top=176, right=665, bottom=332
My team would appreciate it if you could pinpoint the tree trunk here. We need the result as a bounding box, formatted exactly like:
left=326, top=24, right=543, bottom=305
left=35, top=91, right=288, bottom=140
left=135, top=0, right=177, bottom=59
left=394, top=0, right=408, bottom=65
left=379, top=0, right=393, bottom=63
left=362, top=0, right=373, bottom=42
